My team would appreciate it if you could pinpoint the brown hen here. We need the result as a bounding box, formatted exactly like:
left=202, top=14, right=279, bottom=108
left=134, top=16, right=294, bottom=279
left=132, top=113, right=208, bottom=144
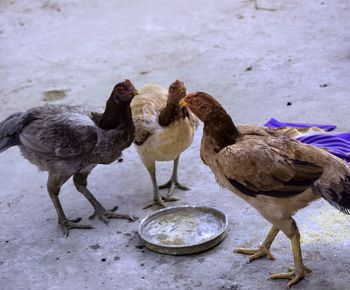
left=180, top=92, right=350, bottom=288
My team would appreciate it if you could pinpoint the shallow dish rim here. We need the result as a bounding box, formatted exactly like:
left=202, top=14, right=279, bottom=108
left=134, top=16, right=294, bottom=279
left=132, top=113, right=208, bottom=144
left=138, top=205, right=228, bottom=255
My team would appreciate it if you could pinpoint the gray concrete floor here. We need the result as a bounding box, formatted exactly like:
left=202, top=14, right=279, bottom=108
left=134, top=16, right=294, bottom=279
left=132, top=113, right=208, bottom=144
left=1, top=0, right=350, bottom=289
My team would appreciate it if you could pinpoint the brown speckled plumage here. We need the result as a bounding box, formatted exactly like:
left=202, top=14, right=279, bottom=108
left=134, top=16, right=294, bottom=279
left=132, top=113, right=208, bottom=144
left=181, top=91, right=350, bottom=288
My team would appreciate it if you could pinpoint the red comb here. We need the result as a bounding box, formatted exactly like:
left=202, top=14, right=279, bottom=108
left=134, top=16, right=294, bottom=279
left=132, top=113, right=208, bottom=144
left=174, top=79, right=184, bottom=86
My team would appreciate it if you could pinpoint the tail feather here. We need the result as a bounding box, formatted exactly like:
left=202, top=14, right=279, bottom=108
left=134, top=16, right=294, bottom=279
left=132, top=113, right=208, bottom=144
left=0, top=112, right=26, bottom=153
left=315, top=176, right=350, bottom=214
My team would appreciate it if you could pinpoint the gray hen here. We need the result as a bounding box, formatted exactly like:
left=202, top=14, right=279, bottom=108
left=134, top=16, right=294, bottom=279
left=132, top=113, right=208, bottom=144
left=0, top=80, right=137, bottom=236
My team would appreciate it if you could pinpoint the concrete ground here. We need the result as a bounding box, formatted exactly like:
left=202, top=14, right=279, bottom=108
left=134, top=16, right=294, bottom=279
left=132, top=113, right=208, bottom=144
left=1, top=0, right=349, bottom=289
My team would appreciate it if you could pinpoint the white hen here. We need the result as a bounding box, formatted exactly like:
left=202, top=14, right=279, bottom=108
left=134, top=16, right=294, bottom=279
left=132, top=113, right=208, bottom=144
left=131, top=80, right=198, bottom=208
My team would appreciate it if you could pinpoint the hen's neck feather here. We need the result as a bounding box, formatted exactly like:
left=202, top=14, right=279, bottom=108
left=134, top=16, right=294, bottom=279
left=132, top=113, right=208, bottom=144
left=158, top=101, right=189, bottom=127
left=95, top=98, right=132, bottom=130
left=203, top=109, right=241, bottom=152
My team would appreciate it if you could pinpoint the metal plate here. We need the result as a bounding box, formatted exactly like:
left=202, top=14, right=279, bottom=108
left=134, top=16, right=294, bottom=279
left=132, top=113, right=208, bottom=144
left=138, top=205, right=228, bottom=255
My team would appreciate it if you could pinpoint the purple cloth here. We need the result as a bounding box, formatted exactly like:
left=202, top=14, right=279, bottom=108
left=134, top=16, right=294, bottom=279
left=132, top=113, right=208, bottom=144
left=297, top=133, right=350, bottom=162
left=264, top=118, right=350, bottom=162
left=264, top=118, right=336, bottom=131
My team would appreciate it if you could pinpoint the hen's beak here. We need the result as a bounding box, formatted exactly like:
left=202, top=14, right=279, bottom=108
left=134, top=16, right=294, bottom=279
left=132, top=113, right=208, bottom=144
left=179, top=98, right=188, bottom=107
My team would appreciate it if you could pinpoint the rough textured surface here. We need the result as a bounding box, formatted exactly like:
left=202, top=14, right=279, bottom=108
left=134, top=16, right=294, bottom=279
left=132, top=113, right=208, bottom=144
left=0, top=0, right=349, bottom=289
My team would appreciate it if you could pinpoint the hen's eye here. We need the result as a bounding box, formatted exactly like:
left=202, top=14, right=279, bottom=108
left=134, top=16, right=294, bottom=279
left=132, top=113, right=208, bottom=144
left=194, top=100, right=201, bottom=106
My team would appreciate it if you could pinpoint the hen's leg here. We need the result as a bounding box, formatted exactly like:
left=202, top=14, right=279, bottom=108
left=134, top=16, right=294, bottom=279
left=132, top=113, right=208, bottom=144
left=234, top=225, right=279, bottom=262
left=73, top=172, right=135, bottom=224
left=47, top=173, right=93, bottom=237
left=143, top=163, right=178, bottom=209
left=269, top=219, right=311, bottom=288
left=158, top=156, right=190, bottom=197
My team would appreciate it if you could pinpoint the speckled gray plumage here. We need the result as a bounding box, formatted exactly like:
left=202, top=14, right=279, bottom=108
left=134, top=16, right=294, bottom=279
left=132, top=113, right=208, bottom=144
left=0, top=80, right=137, bottom=236
left=15, top=104, right=134, bottom=174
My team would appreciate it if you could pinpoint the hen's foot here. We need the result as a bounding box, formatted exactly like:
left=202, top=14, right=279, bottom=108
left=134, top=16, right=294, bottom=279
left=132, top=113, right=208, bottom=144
left=57, top=217, right=82, bottom=224
left=159, top=180, right=190, bottom=191
left=143, top=196, right=178, bottom=209
left=234, top=246, right=275, bottom=263
left=269, top=265, right=311, bottom=288
left=159, top=180, right=189, bottom=198
left=89, top=205, right=136, bottom=224
left=59, top=218, right=94, bottom=237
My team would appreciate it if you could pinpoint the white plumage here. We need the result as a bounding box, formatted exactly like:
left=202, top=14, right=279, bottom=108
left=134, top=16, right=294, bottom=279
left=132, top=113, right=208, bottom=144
left=131, top=81, right=198, bottom=208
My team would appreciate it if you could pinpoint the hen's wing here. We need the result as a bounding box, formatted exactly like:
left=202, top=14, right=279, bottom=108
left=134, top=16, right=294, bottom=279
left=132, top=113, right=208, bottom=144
left=19, top=112, right=98, bottom=160
left=237, top=124, right=326, bottom=139
left=216, top=137, right=323, bottom=197
left=131, top=84, right=167, bottom=145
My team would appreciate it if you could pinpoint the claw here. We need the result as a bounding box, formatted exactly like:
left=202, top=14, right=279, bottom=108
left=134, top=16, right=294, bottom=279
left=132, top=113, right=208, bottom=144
left=174, top=182, right=190, bottom=191
left=89, top=206, right=135, bottom=223
left=143, top=195, right=178, bottom=209
left=58, top=216, right=82, bottom=224
left=159, top=180, right=190, bottom=190
left=269, top=264, right=311, bottom=288
left=110, top=205, right=119, bottom=212
left=234, top=246, right=275, bottom=263
left=69, top=217, right=82, bottom=223
left=59, top=219, right=94, bottom=237
left=158, top=180, right=172, bottom=190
